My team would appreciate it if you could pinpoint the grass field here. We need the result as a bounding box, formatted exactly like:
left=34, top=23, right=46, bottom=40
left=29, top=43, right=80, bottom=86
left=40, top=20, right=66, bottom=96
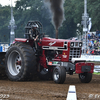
left=93, top=72, right=100, bottom=75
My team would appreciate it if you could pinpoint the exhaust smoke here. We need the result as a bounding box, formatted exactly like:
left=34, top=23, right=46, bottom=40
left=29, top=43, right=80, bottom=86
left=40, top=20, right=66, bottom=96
left=44, top=0, right=65, bottom=38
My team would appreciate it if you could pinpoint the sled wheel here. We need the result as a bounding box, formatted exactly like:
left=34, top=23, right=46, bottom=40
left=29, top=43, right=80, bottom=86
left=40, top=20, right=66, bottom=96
left=5, top=42, right=37, bottom=81
left=79, top=72, right=92, bottom=83
left=53, top=66, right=66, bottom=84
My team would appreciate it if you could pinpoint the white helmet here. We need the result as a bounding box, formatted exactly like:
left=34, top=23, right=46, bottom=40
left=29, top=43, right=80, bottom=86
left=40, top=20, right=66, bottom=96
left=32, top=24, right=38, bottom=29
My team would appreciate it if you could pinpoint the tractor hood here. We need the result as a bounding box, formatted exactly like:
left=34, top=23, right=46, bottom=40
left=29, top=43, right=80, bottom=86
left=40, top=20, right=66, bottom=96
left=41, top=37, right=82, bottom=50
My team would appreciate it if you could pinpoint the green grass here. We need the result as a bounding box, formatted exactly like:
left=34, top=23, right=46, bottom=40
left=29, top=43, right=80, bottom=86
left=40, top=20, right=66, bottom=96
left=93, top=72, right=100, bottom=75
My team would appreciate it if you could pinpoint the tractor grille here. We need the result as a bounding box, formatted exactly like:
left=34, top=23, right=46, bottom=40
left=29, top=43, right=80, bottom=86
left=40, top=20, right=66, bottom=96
left=69, top=48, right=81, bottom=61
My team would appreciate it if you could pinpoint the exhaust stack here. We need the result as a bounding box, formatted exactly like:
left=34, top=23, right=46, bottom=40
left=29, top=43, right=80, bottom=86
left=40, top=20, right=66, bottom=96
left=56, top=29, right=58, bottom=39
left=43, top=0, right=65, bottom=38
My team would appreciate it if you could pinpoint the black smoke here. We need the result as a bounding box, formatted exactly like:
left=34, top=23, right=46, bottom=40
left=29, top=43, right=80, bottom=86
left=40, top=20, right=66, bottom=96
left=44, top=0, right=65, bottom=30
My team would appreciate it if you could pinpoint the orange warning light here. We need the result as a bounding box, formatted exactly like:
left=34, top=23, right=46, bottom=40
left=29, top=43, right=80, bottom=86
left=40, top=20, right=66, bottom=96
left=48, top=62, right=52, bottom=65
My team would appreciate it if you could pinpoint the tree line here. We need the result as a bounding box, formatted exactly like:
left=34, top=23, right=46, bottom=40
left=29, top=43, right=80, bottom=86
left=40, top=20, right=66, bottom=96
left=0, top=0, right=99, bottom=42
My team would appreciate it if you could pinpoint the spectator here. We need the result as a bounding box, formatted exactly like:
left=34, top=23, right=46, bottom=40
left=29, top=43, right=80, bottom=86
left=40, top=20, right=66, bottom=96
left=87, top=49, right=91, bottom=55
left=91, top=49, right=95, bottom=55
left=88, top=33, right=91, bottom=39
left=96, top=29, right=100, bottom=36
left=88, top=42, right=92, bottom=50
left=82, top=30, right=100, bottom=55
left=98, top=49, right=100, bottom=55
left=91, top=33, right=95, bottom=39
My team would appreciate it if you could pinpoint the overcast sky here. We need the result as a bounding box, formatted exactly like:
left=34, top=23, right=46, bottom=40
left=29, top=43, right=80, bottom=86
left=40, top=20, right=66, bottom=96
left=0, top=0, right=18, bottom=6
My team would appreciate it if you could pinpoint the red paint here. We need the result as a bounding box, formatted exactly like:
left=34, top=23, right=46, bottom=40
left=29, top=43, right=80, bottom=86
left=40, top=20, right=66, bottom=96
left=39, top=50, right=48, bottom=68
left=15, top=38, right=27, bottom=42
left=16, top=61, right=21, bottom=65
left=75, top=62, right=94, bottom=74
left=61, top=51, right=69, bottom=62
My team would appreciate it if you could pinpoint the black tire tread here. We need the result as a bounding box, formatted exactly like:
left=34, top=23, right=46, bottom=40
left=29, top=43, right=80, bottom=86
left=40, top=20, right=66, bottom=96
left=5, top=42, right=37, bottom=81
left=59, top=66, right=66, bottom=84
left=53, top=66, right=66, bottom=84
left=79, top=73, right=92, bottom=83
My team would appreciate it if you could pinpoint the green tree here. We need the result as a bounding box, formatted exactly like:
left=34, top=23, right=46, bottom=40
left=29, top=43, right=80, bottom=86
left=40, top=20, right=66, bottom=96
left=0, top=5, right=10, bottom=42
left=88, top=0, right=100, bottom=31
left=59, top=0, right=84, bottom=38
left=0, top=0, right=100, bottom=42
left=14, top=0, right=54, bottom=38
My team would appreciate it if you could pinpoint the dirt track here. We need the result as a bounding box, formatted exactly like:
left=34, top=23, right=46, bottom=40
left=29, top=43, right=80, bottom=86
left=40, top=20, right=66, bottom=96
left=0, top=67, right=100, bottom=100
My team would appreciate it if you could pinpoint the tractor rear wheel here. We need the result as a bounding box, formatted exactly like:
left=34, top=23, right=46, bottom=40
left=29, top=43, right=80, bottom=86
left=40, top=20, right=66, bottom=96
left=79, top=73, right=92, bottom=83
left=5, top=42, right=37, bottom=81
left=53, top=66, right=66, bottom=84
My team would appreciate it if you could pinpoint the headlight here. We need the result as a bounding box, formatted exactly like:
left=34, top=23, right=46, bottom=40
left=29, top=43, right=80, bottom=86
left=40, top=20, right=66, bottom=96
left=79, top=42, right=82, bottom=47
left=64, top=41, right=67, bottom=44
left=71, top=42, right=74, bottom=47
left=64, top=41, right=67, bottom=49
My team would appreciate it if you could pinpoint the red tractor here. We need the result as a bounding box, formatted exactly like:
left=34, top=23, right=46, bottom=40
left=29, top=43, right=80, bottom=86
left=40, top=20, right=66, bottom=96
left=5, top=21, right=94, bottom=84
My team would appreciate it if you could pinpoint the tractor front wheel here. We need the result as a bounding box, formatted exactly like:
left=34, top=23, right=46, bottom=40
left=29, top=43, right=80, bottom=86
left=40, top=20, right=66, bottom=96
left=79, top=73, right=92, bottom=83
left=53, top=66, right=66, bottom=84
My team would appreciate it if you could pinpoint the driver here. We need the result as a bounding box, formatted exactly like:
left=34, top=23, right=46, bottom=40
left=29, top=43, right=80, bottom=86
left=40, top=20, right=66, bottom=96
left=31, top=24, right=39, bottom=41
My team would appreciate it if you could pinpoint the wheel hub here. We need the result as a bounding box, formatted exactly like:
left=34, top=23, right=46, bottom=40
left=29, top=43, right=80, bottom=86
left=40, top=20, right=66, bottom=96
left=7, top=50, right=22, bottom=76
left=54, top=72, right=59, bottom=81
left=80, top=74, right=85, bottom=79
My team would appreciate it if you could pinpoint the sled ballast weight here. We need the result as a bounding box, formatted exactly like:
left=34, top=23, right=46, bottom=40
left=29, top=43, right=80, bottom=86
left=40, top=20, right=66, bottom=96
left=5, top=21, right=94, bottom=84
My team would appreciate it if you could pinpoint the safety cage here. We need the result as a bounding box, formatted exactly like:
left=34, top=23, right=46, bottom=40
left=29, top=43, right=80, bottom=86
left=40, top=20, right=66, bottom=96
left=24, top=20, right=43, bottom=39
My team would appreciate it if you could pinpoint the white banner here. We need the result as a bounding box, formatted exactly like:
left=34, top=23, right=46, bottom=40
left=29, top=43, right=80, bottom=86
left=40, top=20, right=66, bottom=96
left=81, top=55, right=100, bottom=61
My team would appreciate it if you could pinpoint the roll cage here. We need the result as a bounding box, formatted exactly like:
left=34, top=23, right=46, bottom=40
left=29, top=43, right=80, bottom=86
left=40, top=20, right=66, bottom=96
left=25, top=21, right=43, bottom=39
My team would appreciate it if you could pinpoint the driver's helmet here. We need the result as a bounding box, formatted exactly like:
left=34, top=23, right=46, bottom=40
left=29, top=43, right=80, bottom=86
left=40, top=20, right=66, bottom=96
left=32, top=24, right=38, bottom=30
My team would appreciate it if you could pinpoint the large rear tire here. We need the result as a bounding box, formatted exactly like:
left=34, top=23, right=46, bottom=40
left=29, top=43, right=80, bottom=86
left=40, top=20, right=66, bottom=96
left=53, top=66, right=66, bottom=84
left=5, top=42, right=37, bottom=81
left=79, top=73, right=92, bottom=83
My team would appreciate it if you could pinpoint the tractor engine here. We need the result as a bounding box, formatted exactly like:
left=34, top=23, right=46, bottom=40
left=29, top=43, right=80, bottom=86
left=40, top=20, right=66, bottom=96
left=45, top=50, right=62, bottom=61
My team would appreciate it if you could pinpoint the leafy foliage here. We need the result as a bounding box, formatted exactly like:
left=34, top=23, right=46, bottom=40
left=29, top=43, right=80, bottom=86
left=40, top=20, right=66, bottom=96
left=0, top=0, right=100, bottom=42
left=0, top=5, right=10, bottom=42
